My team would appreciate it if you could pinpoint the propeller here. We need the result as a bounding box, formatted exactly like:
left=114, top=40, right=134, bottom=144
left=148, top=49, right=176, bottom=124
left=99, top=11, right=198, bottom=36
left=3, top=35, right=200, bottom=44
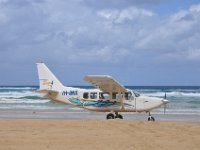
left=163, top=92, right=168, bottom=114
left=164, top=92, right=166, bottom=114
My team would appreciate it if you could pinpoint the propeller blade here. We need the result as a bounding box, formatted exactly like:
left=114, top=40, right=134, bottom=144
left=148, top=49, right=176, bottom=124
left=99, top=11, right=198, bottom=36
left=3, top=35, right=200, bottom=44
left=163, top=92, right=168, bottom=114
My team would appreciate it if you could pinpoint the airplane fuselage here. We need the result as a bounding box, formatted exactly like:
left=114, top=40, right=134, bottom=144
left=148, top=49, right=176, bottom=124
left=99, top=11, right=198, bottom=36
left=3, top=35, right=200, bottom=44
left=43, top=86, right=166, bottom=113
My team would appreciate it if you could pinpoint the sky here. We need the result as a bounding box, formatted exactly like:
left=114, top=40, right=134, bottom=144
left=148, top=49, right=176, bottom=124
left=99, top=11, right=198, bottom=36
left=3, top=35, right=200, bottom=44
left=0, top=0, right=200, bottom=86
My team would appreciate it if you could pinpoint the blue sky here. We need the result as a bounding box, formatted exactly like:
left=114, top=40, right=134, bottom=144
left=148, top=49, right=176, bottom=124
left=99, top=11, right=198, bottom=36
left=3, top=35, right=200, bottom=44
left=0, top=0, right=200, bottom=86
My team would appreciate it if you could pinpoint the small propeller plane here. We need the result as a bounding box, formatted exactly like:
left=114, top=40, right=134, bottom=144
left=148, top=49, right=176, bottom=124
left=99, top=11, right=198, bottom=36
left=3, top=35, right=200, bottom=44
left=36, top=63, right=169, bottom=121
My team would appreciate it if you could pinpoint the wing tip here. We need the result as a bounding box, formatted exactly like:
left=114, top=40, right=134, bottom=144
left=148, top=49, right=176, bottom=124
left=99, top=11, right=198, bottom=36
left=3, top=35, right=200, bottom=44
left=84, top=75, right=112, bottom=79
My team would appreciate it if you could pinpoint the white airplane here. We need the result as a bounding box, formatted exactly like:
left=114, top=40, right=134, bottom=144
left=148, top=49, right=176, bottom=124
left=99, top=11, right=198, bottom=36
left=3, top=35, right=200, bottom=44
left=36, top=63, right=169, bottom=121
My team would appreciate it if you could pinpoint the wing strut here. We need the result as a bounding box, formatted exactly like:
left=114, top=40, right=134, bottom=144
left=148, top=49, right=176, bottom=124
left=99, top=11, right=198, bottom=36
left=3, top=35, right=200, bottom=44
left=84, top=75, right=128, bottom=111
left=118, top=90, right=125, bottom=111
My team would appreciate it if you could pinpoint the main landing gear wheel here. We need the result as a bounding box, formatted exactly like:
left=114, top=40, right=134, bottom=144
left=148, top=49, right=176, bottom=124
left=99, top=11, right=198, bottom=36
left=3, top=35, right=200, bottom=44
left=106, top=112, right=123, bottom=119
left=147, top=112, right=155, bottom=121
left=115, top=112, right=123, bottom=119
left=106, top=113, right=115, bottom=119
left=115, top=114, right=123, bottom=119
left=148, top=116, right=155, bottom=121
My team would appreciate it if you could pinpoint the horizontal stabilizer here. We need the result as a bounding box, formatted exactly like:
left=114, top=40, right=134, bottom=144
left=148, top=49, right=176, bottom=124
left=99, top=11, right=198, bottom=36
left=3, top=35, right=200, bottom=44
left=36, top=89, right=59, bottom=94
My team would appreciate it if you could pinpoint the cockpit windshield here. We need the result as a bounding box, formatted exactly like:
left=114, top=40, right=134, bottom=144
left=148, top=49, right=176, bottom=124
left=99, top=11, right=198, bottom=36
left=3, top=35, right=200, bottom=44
left=133, top=91, right=140, bottom=97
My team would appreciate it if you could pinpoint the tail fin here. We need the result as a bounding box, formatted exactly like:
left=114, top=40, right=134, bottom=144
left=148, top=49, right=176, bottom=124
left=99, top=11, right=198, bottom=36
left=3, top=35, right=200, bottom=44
left=36, top=63, right=63, bottom=90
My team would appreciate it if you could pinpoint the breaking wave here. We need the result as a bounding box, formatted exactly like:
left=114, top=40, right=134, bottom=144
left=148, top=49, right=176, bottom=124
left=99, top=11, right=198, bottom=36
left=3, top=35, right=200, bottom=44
left=142, top=91, right=200, bottom=97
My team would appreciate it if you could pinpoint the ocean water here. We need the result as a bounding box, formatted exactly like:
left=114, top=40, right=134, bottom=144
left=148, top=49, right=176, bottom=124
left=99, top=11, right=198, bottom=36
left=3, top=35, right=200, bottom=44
left=0, top=86, right=200, bottom=115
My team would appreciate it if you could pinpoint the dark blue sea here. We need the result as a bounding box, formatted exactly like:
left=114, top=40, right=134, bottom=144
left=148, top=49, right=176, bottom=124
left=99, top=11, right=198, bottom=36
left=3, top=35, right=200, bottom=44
left=0, top=86, right=200, bottom=115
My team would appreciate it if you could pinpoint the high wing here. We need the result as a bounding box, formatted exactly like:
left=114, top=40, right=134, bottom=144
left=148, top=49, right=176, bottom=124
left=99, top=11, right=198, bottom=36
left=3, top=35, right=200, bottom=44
left=84, top=75, right=127, bottom=93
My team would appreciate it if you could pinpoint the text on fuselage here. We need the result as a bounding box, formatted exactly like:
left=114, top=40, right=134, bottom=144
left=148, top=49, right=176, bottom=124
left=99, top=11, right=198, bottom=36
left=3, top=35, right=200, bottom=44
left=62, top=90, right=78, bottom=96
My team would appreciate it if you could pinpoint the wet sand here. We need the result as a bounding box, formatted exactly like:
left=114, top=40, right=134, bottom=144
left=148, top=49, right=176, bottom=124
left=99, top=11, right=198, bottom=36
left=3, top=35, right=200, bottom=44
left=0, top=109, right=200, bottom=122
left=0, top=119, right=199, bottom=150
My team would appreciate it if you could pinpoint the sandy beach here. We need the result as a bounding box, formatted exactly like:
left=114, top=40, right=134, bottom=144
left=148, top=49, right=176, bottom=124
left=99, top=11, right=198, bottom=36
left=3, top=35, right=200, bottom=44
left=0, top=118, right=199, bottom=150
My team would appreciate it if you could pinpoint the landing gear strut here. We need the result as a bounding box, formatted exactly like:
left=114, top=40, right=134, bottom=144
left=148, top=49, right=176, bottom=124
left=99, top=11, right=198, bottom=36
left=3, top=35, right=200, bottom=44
left=147, top=112, right=155, bottom=121
left=106, top=112, right=123, bottom=120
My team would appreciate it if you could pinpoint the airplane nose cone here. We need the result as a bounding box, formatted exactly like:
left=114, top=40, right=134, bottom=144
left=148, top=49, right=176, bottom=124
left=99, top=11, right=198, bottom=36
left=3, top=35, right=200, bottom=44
left=162, top=99, right=169, bottom=104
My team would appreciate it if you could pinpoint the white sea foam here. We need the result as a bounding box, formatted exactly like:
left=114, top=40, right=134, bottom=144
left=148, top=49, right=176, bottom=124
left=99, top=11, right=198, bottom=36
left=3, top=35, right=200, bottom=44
left=0, top=91, right=39, bottom=98
left=154, top=108, right=200, bottom=114
left=0, top=87, right=37, bottom=90
left=142, top=92, right=200, bottom=97
left=0, top=90, right=46, bottom=104
left=0, top=99, right=50, bottom=104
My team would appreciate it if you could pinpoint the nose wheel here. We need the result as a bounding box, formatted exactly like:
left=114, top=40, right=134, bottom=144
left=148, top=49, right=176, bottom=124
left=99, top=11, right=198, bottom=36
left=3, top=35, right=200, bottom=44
left=148, top=112, right=155, bottom=121
left=106, top=112, right=123, bottom=119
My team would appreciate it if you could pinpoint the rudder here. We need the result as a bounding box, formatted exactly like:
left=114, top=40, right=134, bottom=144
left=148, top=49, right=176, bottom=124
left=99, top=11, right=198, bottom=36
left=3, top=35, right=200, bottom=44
left=36, top=63, right=63, bottom=90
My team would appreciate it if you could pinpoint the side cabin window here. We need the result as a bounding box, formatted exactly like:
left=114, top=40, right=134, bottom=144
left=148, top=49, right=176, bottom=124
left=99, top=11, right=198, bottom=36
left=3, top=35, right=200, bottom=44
left=90, top=92, right=97, bottom=99
left=99, top=93, right=105, bottom=99
left=83, top=92, right=89, bottom=99
left=112, top=92, right=117, bottom=99
left=99, top=92, right=109, bottom=100
left=125, top=92, right=132, bottom=100
left=112, top=92, right=132, bottom=100
left=133, top=92, right=140, bottom=97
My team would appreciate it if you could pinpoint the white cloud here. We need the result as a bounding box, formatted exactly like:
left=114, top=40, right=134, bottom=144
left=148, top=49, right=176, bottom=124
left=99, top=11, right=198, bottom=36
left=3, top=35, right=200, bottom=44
left=189, top=3, right=200, bottom=12
left=0, top=0, right=9, bottom=24
left=0, top=0, right=200, bottom=85
left=116, top=7, right=154, bottom=23
left=187, top=49, right=200, bottom=60
left=97, top=9, right=119, bottom=20
left=134, top=3, right=200, bottom=63
left=0, top=13, right=8, bottom=24
left=97, top=7, right=154, bottom=24
left=0, top=0, right=8, bottom=4
left=0, top=1, right=200, bottom=66
left=66, top=46, right=129, bottom=64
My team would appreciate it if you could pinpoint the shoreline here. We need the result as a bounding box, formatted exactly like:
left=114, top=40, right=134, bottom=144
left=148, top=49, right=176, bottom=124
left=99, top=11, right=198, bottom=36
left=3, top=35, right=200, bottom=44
left=0, top=109, right=199, bottom=122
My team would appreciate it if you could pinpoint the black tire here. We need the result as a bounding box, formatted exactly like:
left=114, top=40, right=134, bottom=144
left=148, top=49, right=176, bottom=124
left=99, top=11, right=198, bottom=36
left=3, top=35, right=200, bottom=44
left=148, top=117, right=150, bottom=121
left=116, top=114, right=123, bottom=119
left=151, top=117, right=155, bottom=121
left=107, top=113, right=115, bottom=119
left=148, top=116, right=155, bottom=121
